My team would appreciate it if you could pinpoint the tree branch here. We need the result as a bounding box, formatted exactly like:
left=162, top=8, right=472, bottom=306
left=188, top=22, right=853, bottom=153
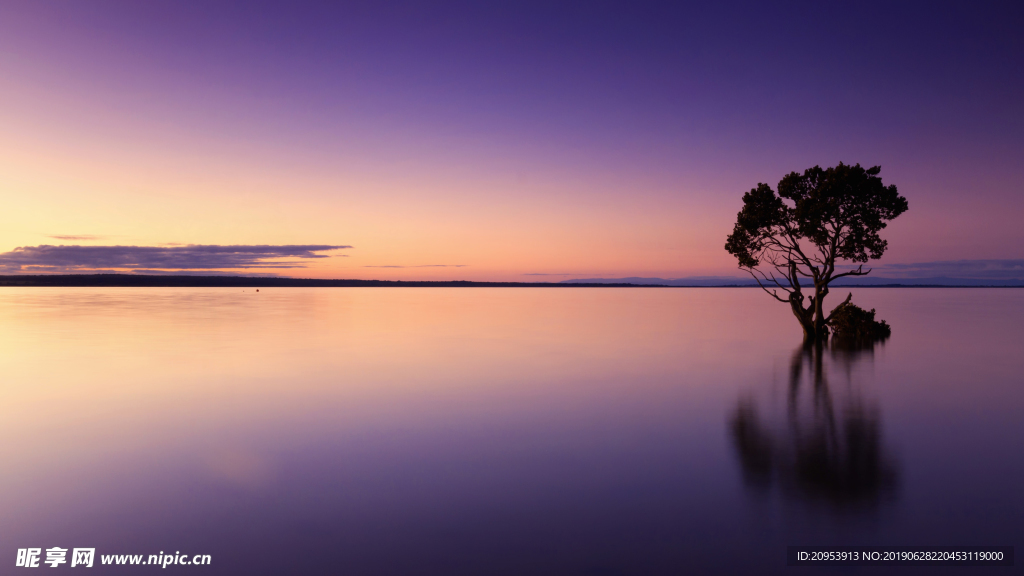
left=824, top=292, right=853, bottom=323
left=830, top=265, right=871, bottom=280
left=746, top=269, right=790, bottom=303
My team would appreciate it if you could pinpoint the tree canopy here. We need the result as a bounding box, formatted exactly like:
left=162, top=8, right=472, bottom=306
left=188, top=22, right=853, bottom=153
left=725, top=163, right=908, bottom=340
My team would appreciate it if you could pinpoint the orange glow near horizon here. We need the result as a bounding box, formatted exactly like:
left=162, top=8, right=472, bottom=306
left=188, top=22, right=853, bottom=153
left=0, top=118, right=736, bottom=280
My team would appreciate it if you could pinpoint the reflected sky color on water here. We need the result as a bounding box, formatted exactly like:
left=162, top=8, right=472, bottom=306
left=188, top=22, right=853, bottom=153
left=1, top=288, right=1021, bottom=574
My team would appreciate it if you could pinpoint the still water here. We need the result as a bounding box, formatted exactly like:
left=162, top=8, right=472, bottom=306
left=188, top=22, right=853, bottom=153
left=0, top=288, right=1020, bottom=574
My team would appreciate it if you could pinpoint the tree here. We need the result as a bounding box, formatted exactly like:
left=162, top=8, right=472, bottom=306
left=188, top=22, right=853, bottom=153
left=725, top=163, right=908, bottom=341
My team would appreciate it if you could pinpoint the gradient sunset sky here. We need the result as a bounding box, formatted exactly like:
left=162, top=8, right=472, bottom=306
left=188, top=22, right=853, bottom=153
left=1, top=1, right=1021, bottom=280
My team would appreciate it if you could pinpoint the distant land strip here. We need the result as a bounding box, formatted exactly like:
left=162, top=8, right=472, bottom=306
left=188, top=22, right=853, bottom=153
left=0, top=274, right=1021, bottom=288
left=0, top=274, right=658, bottom=288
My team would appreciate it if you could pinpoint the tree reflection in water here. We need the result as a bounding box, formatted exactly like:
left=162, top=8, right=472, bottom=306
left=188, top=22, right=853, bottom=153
left=730, top=342, right=898, bottom=511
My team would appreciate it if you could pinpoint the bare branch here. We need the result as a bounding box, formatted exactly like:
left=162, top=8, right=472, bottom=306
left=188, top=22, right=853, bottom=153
left=792, top=263, right=815, bottom=277
left=751, top=267, right=793, bottom=294
left=766, top=271, right=789, bottom=292
left=824, top=292, right=853, bottom=323
left=746, top=269, right=790, bottom=303
left=830, top=265, right=872, bottom=280
left=785, top=234, right=820, bottom=282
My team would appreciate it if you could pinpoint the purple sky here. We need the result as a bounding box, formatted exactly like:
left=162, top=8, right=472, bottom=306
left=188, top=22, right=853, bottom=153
left=0, top=1, right=1021, bottom=279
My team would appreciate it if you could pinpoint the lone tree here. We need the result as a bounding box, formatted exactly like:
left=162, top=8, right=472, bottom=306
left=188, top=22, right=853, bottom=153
left=725, top=163, right=908, bottom=341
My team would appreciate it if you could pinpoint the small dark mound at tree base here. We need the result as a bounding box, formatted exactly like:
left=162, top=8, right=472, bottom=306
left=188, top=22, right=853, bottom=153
left=827, top=302, right=891, bottom=346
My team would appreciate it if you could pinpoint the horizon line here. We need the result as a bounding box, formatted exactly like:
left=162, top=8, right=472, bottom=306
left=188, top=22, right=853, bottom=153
left=0, top=273, right=1022, bottom=289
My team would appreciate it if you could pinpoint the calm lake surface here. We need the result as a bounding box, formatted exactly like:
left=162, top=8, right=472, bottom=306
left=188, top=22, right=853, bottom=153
left=1, top=288, right=1021, bottom=574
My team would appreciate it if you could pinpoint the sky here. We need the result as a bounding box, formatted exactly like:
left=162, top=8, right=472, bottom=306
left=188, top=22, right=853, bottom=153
left=0, top=1, right=1021, bottom=280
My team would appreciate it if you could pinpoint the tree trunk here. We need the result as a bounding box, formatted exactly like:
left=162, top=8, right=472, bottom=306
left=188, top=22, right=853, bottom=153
left=792, top=283, right=830, bottom=344
left=812, top=283, right=829, bottom=341
left=790, top=296, right=816, bottom=342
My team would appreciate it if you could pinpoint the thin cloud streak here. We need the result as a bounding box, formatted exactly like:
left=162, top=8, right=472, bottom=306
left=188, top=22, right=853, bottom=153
left=363, top=265, right=466, bottom=268
left=48, top=235, right=108, bottom=241
left=0, top=244, right=350, bottom=273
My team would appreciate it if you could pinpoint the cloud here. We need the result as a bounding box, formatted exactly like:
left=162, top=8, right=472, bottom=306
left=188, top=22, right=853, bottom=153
left=363, top=264, right=466, bottom=268
left=128, top=270, right=284, bottom=277
left=841, top=259, right=1024, bottom=280
left=0, top=244, right=350, bottom=273
left=48, top=234, right=108, bottom=241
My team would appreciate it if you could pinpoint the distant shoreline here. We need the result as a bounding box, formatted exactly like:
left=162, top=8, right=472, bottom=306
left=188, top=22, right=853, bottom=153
left=0, top=274, right=1021, bottom=288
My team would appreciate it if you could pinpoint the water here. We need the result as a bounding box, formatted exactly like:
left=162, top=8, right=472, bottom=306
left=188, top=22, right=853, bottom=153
left=0, top=288, right=1020, bottom=574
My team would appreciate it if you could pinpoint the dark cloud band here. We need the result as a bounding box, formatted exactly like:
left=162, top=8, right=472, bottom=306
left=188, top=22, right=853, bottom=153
left=841, top=259, right=1024, bottom=280
left=0, top=244, right=350, bottom=272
